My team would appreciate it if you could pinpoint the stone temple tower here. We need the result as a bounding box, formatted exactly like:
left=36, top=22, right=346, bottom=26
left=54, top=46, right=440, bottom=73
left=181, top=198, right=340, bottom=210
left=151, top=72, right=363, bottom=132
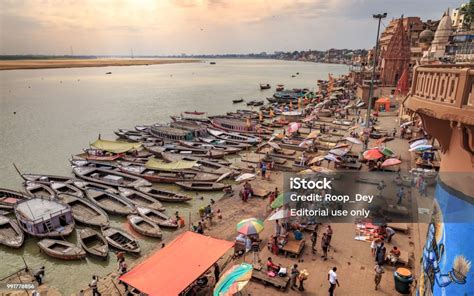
left=380, top=17, right=411, bottom=86
left=422, top=11, right=453, bottom=63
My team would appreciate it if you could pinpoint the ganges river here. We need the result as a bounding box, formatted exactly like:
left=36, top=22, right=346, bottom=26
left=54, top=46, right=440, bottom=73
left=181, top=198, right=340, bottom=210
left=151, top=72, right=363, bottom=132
left=0, top=59, right=348, bottom=294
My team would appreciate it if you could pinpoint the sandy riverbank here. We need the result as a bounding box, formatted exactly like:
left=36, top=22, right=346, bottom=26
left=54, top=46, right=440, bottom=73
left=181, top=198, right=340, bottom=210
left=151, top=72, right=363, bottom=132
left=0, top=59, right=200, bottom=71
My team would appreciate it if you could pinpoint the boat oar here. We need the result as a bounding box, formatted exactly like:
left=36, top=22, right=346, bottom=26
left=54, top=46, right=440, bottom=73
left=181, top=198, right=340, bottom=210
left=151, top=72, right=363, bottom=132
left=12, top=163, right=26, bottom=181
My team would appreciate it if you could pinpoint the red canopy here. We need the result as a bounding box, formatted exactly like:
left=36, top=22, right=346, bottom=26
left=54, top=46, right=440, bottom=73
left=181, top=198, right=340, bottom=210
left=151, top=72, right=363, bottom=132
left=120, top=231, right=234, bottom=295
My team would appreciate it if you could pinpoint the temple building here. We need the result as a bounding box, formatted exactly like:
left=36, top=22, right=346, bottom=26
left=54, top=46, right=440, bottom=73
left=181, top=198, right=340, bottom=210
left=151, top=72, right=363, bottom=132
left=404, top=64, right=474, bottom=295
left=422, top=11, right=454, bottom=63
left=379, top=18, right=411, bottom=86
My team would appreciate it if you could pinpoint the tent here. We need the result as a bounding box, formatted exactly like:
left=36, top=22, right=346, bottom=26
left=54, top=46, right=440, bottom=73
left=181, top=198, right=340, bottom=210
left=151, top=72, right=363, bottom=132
left=374, top=97, right=391, bottom=112
left=90, top=139, right=142, bottom=154
left=120, top=231, right=234, bottom=296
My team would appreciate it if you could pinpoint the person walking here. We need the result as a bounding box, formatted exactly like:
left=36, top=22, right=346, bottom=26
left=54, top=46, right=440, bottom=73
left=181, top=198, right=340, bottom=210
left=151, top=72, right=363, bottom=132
left=310, top=229, right=318, bottom=254
left=260, top=161, right=267, bottom=179
left=374, top=263, right=384, bottom=290
left=321, top=233, right=329, bottom=260
left=375, top=242, right=386, bottom=266
left=397, top=186, right=405, bottom=205
left=89, top=276, right=101, bottom=296
left=118, top=258, right=128, bottom=291
left=386, top=226, right=396, bottom=243
left=290, top=264, right=299, bottom=290
left=328, top=267, right=340, bottom=296
left=326, top=225, right=333, bottom=251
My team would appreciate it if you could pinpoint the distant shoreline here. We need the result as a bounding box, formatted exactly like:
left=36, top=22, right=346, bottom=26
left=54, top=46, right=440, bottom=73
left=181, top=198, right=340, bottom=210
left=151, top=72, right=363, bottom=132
left=0, top=58, right=200, bottom=71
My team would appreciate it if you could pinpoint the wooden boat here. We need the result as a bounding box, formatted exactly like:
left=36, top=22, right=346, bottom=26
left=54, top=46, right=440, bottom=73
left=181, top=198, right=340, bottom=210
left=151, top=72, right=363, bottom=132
left=136, top=207, right=178, bottom=229
left=38, top=239, right=86, bottom=260
left=137, top=187, right=192, bottom=203
left=70, top=157, right=118, bottom=169
left=117, top=187, right=165, bottom=211
left=260, top=83, right=271, bottom=90
left=210, top=118, right=272, bottom=135
left=127, top=215, right=162, bottom=238
left=161, top=152, right=236, bottom=176
left=15, top=198, right=75, bottom=238
left=232, top=99, right=244, bottom=104
left=178, top=140, right=241, bottom=154
left=48, top=182, right=84, bottom=198
left=146, top=144, right=228, bottom=159
left=118, top=163, right=219, bottom=184
left=276, top=84, right=284, bottom=91
left=24, top=182, right=55, bottom=199
left=210, top=61, right=216, bottom=65
left=77, top=227, right=109, bottom=259
left=84, top=188, right=136, bottom=216
left=19, top=173, right=71, bottom=183
left=0, top=188, right=30, bottom=210
left=57, top=194, right=109, bottom=227
left=0, top=215, right=24, bottom=248
left=175, top=181, right=229, bottom=191
left=207, top=128, right=261, bottom=145
left=73, top=167, right=152, bottom=188
left=101, top=226, right=140, bottom=254
left=72, top=180, right=118, bottom=194
left=76, top=149, right=124, bottom=161
left=198, top=137, right=252, bottom=149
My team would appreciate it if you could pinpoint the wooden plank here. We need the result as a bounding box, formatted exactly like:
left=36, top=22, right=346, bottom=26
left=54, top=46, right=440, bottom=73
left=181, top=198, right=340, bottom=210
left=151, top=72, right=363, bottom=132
left=251, top=269, right=289, bottom=290
left=281, top=239, right=305, bottom=257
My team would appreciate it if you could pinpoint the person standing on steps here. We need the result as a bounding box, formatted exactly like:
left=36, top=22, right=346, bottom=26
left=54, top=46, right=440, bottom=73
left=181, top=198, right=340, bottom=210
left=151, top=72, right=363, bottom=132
left=89, top=275, right=101, bottom=296
left=328, top=267, right=340, bottom=296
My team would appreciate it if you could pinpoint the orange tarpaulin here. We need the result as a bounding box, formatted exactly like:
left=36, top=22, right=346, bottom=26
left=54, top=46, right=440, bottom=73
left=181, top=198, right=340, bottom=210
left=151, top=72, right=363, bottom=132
left=374, top=97, right=390, bottom=112
left=120, top=231, right=234, bottom=296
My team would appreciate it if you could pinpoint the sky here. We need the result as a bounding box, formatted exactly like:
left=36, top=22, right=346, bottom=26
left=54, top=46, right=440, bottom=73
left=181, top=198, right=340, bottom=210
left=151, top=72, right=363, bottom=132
left=0, top=0, right=465, bottom=55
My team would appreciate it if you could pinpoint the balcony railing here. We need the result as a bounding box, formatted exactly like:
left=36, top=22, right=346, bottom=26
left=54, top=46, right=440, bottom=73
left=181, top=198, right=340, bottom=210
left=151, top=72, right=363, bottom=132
left=410, top=65, right=473, bottom=109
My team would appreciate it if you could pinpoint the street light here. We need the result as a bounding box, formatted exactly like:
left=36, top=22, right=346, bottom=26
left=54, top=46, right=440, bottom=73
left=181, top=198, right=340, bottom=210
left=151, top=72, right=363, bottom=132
left=364, top=12, right=387, bottom=149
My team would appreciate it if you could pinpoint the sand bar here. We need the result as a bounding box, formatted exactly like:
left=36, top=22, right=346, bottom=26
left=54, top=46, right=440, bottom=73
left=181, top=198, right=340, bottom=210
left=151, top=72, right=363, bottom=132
left=0, top=58, right=200, bottom=71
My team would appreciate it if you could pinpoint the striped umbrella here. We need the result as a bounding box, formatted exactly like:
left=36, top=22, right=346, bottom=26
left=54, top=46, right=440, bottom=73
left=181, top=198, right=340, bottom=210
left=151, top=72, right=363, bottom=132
left=409, top=144, right=432, bottom=152
left=213, top=263, right=253, bottom=296
left=236, top=218, right=264, bottom=235
left=271, top=193, right=289, bottom=209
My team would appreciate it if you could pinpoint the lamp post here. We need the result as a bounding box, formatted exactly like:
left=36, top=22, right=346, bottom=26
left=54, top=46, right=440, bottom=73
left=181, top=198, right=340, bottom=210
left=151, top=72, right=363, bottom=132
left=364, top=12, right=387, bottom=150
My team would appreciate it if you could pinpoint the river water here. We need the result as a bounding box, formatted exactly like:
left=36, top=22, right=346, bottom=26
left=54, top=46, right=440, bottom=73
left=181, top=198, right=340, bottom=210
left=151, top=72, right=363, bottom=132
left=0, top=59, right=348, bottom=294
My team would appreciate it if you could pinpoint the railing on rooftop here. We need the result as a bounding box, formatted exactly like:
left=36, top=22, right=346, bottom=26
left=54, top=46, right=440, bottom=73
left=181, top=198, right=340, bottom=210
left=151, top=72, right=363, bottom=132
left=410, top=64, right=474, bottom=110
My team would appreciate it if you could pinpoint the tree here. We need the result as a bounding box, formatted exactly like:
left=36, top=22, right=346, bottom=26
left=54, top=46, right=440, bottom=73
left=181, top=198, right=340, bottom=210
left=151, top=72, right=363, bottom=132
left=459, top=0, right=474, bottom=30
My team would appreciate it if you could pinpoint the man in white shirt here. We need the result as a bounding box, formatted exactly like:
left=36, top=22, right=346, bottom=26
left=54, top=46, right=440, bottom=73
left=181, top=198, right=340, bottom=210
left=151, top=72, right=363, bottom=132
left=328, top=267, right=340, bottom=296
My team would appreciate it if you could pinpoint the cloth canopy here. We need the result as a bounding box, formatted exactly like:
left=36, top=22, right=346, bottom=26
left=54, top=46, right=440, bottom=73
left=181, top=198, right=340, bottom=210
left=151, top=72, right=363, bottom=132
left=374, top=97, right=391, bottom=112
left=120, top=231, right=234, bottom=296
left=145, top=157, right=197, bottom=171
left=90, top=139, right=142, bottom=153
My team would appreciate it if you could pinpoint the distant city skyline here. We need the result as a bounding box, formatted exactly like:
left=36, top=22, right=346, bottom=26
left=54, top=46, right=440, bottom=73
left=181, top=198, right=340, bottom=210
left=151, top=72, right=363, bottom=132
left=0, top=0, right=465, bottom=55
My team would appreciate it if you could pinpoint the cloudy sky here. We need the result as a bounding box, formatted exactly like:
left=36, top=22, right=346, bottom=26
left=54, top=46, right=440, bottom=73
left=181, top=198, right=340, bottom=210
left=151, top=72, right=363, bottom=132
left=0, top=0, right=464, bottom=55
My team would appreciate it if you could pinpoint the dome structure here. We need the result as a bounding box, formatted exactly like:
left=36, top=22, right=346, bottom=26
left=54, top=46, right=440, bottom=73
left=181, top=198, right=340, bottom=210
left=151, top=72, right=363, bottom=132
left=422, top=11, right=453, bottom=62
left=419, top=29, right=434, bottom=42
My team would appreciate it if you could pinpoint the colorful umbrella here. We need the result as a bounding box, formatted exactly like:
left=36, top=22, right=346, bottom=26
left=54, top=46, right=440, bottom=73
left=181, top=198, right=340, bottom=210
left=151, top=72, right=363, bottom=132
left=344, top=137, right=362, bottom=145
left=213, top=263, right=253, bottom=296
left=287, top=122, right=301, bottom=133
left=329, top=148, right=350, bottom=157
left=271, top=193, right=289, bottom=209
left=306, top=130, right=319, bottom=139
left=267, top=141, right=281, bottom=150
left=381, top=158, right=402, bottom=167
left=363, top=149, right=383, bottom=160
left=268, top=209, right=292, bottom=221
left=308, top=155, right=326, bottom=165
left=410, top=139, right=428, bottom=149
left=235, top=173, right=256, bottom=183
left=324, top=154, right=341, bottom=162
left=236, top=218, right=264, bottom=235
left=409, top=144, right=432, bottom=152
left=379, top=146, right=395, bottom=157
left=400, top=121, right=413, bottom=128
